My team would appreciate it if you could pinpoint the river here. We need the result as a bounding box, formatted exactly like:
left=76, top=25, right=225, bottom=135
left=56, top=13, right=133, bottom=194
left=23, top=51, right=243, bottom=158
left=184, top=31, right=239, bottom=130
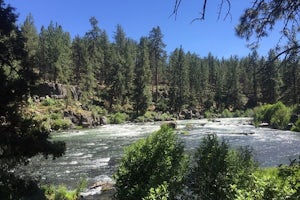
left=21, top=118, right=300, bottom=196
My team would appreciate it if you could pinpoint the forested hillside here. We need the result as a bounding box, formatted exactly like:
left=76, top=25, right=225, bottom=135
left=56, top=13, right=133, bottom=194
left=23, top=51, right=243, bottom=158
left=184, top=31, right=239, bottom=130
left=21, top=14, right=300, bottom=116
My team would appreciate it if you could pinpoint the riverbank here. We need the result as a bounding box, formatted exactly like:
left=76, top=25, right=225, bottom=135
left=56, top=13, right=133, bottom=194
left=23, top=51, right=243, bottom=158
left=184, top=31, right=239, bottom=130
left=23, top=96, right=257, bottom=133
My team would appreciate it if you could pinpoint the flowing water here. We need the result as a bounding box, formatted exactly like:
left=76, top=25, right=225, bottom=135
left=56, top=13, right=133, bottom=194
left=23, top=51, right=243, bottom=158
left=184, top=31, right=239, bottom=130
left=21, top=118, right=300, bottom=194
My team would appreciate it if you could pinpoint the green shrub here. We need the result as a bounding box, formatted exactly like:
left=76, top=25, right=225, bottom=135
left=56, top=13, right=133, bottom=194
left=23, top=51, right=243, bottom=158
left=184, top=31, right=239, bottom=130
left=89, top=105, right=108, bottom=118
left=254, top=102, right=291, bottom=129
left=291, top=119, right=300, bottom=132
left=41, top=97, right=57, bottom=106
left=243, top=108, right=254, bottom=117
left=43, top=178, right=87, bottom=200
left=221, top=109, right=233, bottom=118
left=185, top=134, right=257, bottom=200
left=109, top=112, right=128, bottom=124
left=114, top=125, right=188, bottom=200
left=49, top=113, right=62, bottom=120
left=51, top=118, right=71, bottom=130
left=142, top=182, right=169, bottom=200
left=232, top=164, right=300, bottom=200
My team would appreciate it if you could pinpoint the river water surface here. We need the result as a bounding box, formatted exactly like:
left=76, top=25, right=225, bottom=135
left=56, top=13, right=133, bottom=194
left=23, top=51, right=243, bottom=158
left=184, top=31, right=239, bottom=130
left=24, top=118, right=300, bottom=190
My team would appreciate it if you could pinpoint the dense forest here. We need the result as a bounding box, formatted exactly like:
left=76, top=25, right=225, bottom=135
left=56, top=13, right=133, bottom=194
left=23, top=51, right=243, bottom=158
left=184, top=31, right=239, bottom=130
left=19, top=14, right=300, bottom=117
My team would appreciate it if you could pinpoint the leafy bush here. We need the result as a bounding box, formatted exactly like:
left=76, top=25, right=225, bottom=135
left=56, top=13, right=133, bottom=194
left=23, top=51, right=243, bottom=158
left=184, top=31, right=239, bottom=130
left=232, top=164, right=300, bottom=200
left=51, top=118, right=72, bottom=131
left=89, top=105, right=108, bottom=118
left=142, top=182, right=169, bottom=200
left=43, top=179, right=87, bottom=200
left=221, top=109, right=233, bottom=118
left=291, top=119, right=300, bottom=132
left=114, top=125, right=188, bottom=200
left=41, top=97, right=57, bottom=106
left=185, top=134, right=257, bottom=200
left=254, top=102, right=291, bottom=129
left=109, top=112, right=128, bottom=124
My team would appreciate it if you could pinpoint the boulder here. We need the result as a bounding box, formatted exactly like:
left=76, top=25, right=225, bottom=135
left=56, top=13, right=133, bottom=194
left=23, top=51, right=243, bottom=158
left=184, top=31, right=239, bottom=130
left=32, top=82, right=81, bottom=100
left=162, top=121, right=177, bottom=129
left=100, top=116, right=108, bottom=125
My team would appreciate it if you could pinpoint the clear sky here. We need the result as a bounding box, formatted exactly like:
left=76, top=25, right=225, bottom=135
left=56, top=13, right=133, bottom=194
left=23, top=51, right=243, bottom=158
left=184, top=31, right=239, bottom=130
left=6, top=0, right=280, bottom=58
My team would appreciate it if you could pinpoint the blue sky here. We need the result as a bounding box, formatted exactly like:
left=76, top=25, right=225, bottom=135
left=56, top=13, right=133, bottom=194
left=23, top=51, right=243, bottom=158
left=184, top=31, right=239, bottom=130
left=6, top=0, right=280, bottom=58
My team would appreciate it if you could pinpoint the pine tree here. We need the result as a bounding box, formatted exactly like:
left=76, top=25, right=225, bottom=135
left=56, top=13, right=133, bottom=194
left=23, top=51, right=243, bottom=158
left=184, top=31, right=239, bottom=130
left=282, top=51, right=299, bottom=105
left=37, top=22, right=71, bottom=83
left=133, top=37, right=152, bottom=116
left=148, top=26, right=166, bottom=103
left=85, top=17, right=104, bottom=85
left=224, top=56, right=244, bottom=109
left=71, top=36, right=85, bottom=84
left=169, top=47, right=189, bottom=112
left=21, top=13, right=39, bottom=74
left=261, top=49, right=281, bottom=104
left=107, top=24, right=131, bottom=108
left=186, top=52, right=202, bottom=107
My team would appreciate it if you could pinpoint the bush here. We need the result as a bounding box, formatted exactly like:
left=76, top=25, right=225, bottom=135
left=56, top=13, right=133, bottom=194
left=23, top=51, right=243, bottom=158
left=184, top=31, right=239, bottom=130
left=51, top=118, right=72, bottom=130
left=43, top=178, right=87, bottom=200
left=221, top=109, right=233, bottom=118
left=109, top=112, right=128, bottom=124
left=41, top=97, right=57, bottom=106
left=142, top=182, right=169, bottom=200
left=233, top=163, right=300, bottom=200
left=292, top=119, right=300, bottom=132
left=185, top=134, right=257, bottom=200
left=114, top=125, right=188, bottom=200
left=254, top=102, right=291, bottom=129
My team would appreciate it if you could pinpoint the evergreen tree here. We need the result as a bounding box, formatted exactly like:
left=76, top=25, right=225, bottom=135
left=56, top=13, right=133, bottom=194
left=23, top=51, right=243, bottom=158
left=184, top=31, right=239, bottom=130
left=240, top=51, right=261, bottom=107
left=214, top=59, right=226, bottom=110
left=198, top=59, right=210, bottom=107
left=37, top=22, right=71, bottom=83
left=85, top=17, right=104, bottom=85
left=133, top=37, right=152, bottom=116
left=282, top=50, right=300, bottom=105
left=71, top=36, right=85, bottom=84
left=99, top=30, right=113, bottom=86
left=107, top=24, right=130, bottom=108
left=261, top=49, right=281, bottom=104
left=169, top=47, right=189, bottom=112
left=203, top=53, right=217, bottom=108
left=21, top=13, right=39, bottom=74
left=123, top=39, right=136, bottom=104
left=148, top=26, right=166, bottom=103
left=186, top=52, right=202, bottom=107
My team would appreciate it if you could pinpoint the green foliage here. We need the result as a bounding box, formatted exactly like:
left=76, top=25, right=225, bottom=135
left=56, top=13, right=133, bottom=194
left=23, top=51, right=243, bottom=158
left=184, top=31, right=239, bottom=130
left=109, top=112, right=128, bottom=124
left=43, top=178, right=87, bottom=200
left=114, top=125, right=188, bottom=200
left=232, top=163, right=300, bottom=200
left=185, top=134, right=257, bottom=200
left=291, top=119, right=300, bottom=132
left=221, top=109, right=233, bottom=118
left=33, top=112, right=71, bottom=131
left=89, top=104, right=108, bottom=118
left=51, top=118, right=71, bottom=131
left=142, top=182, right=169, bottom=200
left=254, top=102, right=292, bottom=129
left=42, top=97, right=57, bottom=106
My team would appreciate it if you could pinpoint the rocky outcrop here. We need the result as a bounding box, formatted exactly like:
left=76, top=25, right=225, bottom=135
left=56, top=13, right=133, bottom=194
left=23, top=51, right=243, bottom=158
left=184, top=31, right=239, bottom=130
left=32, top=82, right=81, bottom=101
left=63, top=110, right=107, bottom=128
